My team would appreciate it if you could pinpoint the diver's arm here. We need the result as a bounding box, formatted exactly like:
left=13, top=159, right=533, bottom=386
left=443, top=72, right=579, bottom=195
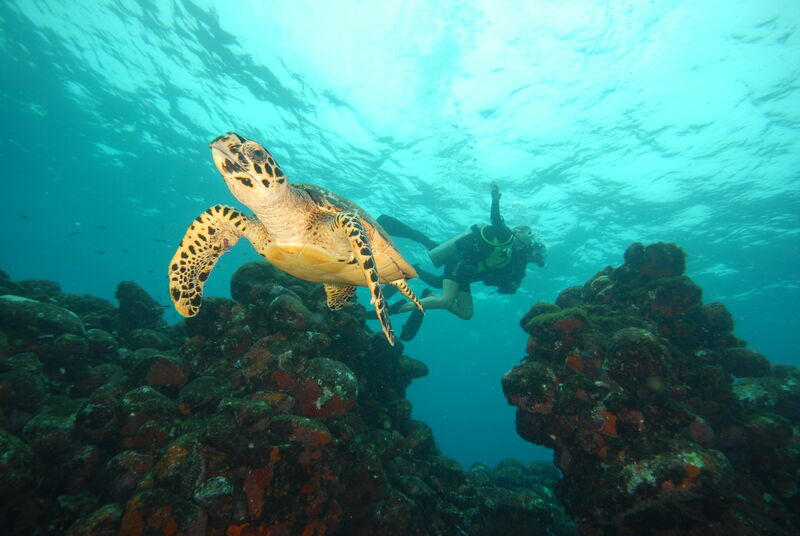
left=489, top=182, right=513, bottom=243
left=490, top=182, right=504, bottom=227
left=499, top=253, right=529, bottom=293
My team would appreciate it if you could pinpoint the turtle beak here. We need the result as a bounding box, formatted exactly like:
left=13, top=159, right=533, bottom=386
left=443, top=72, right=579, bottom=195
left=210, top=135, right=244, bottom=177
left=209, top=132, right=247, bottom=149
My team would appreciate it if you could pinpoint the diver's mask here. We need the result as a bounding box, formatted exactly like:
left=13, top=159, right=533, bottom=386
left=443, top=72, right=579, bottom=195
left=512, top=225, right=546, bottom=267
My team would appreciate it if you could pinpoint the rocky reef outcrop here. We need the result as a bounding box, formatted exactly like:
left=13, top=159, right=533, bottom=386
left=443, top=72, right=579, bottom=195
left=503, top=242, right=799, bottom=534
left=0, top=265, right=573, bottom=535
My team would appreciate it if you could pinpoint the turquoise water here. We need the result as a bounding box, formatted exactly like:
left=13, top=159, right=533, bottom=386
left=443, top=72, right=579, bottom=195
left=2, top=1, right=798, bottom=468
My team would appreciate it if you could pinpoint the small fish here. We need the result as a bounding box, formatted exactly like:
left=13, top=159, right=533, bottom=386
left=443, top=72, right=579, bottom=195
left=153, top=238, right=168, bottom=244
left=121, top=248, right=129, bottom=253
left=70, top=231, right=79, bottom=236
left=18, top=213, right=29, bottom=220
left=95, top=225, right=106, bottom=230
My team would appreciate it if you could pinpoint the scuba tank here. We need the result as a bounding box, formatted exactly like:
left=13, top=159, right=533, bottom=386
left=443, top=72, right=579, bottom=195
left=428, top=225, right=514, bottom=269
left=427, top=229, right=472, bottom=267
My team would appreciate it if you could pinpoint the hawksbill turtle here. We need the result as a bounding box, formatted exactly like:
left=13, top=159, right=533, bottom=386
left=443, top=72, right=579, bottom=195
left=167, top=132, right=423, bottom=345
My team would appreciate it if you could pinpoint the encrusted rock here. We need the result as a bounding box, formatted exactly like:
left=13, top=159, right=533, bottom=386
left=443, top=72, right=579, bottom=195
left=115, top=281, right=164, bottom=332
left=193, top=475, right=234, bottom=527
left=22, top=407, right=79, bottom=455
left=85, top=328, right=119, bottom=360
left=127, top=348, right=189, bottom=393
left=503, top=242, right=799, bottom=533
left=118, top=488, right=206, bottom=536
left=0, top=295, right=85, bottom=341
left=124, top=328, right=173, bottom=351
left=67, top=503, right=123, bottom=536
left=723, top=347, right=771, bottom=378
left=296, top=357, right=358, bottom=418
left=105, top=450, right=155, bottom=500
left=269, top=414, right=332, bottom=447
left=177, top=376, right=232, bottom=415
left=151, top=434, right=206, bottom=496
left=0, top=264, right=575, bottom=535
left=0, top=428, right=36, bottom=501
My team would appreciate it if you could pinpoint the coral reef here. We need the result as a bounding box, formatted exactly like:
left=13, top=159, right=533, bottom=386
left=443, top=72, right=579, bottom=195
left=503, top=242, right=800, bottom=534
left=0, top=265, right=573, bottom=535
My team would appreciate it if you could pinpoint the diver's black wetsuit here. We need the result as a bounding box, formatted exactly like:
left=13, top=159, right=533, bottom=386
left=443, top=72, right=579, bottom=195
left=437, top=194, right=529, bottom=294
left=376, top=191, right=544, bottom=340
left=378, top=193, right=542, bottom=297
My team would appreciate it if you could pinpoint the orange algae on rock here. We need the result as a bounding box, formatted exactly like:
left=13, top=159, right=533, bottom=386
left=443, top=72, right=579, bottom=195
left=269, top=446, right=281, bottom=462
left=272, top=370, right=296, bottom=389
left=225, top=523, right=250, bottom=536
left=551, top=315, right=586, bottom=345
left=290, top=420, right=332, bottom=447
left=243, top=466, right=272, bottom=519
left=661, top=463, right=702, bottom=491
left=160, top=443, right=189, bottom=466
left=119, top=497, right=144, bottom=536
left=149, top=505, right=179, bottom=536
left=565, top=352, right=584, bottom=373
left=119, top=497, right=180, bottom=536
left=599, top=411, right=618, bottom=437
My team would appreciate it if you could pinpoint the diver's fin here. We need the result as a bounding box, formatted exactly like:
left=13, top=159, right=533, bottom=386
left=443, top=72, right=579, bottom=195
left=377, top=215, right=439, bottom=250
left=414, top=264, right=444, bottom=289
left=399, top=289, right=431, bottom=341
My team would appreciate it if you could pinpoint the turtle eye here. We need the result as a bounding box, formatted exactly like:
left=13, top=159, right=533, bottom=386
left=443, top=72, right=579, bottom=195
left=248, top=147, right=268, bottom=162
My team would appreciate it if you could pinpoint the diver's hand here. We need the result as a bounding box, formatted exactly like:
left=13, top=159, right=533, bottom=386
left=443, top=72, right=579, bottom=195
left=497, top=281, right=519, bottom=294
left=490, top=181, right=501, bottom=201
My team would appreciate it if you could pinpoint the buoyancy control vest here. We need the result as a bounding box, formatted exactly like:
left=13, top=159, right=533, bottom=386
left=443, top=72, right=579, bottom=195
left=475, top=224, right=513, bottom=273
left=427, top=224, right=513, bottom=272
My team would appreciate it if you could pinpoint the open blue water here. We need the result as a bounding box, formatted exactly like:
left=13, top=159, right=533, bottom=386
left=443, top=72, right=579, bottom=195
left=2, top=1, right=798, bottom=468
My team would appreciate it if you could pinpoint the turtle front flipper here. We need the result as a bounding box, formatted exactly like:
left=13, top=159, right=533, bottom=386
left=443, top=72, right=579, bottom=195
left=324, top=284, right=356, bottom=310
left=168, top=204, right=270, bottom=317
left=389, top=279, right=424, bottom=313
left=330, top=211, right=395, bottom=345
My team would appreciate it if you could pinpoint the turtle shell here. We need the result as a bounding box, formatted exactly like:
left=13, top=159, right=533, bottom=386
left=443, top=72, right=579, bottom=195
left=260, top=183, right=417, bottom=286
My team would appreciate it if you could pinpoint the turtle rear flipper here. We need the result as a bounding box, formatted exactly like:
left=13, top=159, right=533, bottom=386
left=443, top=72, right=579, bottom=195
left=168, top=204, right=270, bottom=316
left=389, top=278, right=424, bottom=313
left=330, top=211, right=395, bottom=345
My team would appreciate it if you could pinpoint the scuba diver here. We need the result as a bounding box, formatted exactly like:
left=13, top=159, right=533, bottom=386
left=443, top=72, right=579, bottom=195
left=377, top=182, right=546, bottom=341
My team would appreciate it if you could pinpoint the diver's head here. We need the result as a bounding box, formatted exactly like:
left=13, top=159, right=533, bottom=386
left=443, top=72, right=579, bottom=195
left=512, top=225, right=546, bottom=267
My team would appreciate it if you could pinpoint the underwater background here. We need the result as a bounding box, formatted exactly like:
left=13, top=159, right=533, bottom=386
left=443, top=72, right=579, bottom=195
left=1, top=0, right=798, bottom=475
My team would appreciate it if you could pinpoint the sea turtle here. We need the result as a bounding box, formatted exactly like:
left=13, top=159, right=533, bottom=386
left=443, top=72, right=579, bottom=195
left=168, top=132, right=423, bottom=345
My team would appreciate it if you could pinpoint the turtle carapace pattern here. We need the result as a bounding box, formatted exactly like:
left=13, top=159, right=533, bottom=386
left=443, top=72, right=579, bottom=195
left=168, top=132, right=423, bottom=346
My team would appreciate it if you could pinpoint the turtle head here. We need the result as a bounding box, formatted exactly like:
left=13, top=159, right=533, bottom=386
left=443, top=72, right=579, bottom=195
left=209, top=132, right=289, bottom=207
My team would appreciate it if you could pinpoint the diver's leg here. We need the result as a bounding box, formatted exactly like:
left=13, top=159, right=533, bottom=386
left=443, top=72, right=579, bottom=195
left=414, top=264, right=444, bottom=289
left=450, top=290, right=474, bottom=320
left=396, top=278, right=459, bottom=313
